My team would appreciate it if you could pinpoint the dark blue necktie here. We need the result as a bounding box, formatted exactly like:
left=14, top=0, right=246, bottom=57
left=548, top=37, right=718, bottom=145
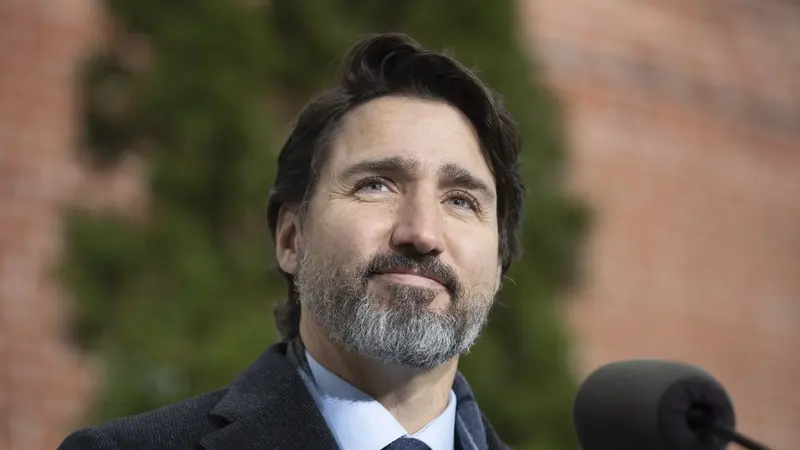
left=382, top=436, right=433, bottom=450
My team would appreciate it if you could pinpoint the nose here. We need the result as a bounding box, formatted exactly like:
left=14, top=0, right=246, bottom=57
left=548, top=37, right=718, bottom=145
left=390, top=195, right=445, bottom=256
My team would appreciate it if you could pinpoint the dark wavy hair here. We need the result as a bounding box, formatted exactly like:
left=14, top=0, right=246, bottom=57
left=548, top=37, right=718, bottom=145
left=266, top=33, right=525, bottom=341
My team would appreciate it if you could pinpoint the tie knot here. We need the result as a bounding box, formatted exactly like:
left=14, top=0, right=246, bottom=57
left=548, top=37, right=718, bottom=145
left=382, top=436, right=433, bottom=450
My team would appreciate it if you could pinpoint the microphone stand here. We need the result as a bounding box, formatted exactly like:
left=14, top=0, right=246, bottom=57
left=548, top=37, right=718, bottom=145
left=687, top=405, right=771, bottom=450
left=710, top=425, right=771, bottom=450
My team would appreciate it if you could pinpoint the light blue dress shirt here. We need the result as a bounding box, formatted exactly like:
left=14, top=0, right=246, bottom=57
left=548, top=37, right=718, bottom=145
left=297, top=350, right=457, bottom=450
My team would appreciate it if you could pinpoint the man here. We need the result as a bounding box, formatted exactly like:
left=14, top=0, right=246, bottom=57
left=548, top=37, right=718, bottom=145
left=59, top=32, right=525, bottom=450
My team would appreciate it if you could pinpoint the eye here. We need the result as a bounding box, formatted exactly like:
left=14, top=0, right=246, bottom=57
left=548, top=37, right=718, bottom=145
left=445, top=191, right=479, bottom=211
left=354, top=176, right=391, bottom=194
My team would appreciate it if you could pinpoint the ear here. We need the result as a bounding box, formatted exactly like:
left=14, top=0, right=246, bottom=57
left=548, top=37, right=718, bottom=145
left=275, top=204, right=302, bottom=275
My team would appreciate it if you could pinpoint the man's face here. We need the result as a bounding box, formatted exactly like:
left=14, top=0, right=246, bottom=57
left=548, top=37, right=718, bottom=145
left=293, top=96, right=502, bottom=370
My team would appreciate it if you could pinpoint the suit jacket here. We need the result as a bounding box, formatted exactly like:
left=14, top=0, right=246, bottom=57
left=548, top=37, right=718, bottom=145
left=58, top=341, right=509, bottom=450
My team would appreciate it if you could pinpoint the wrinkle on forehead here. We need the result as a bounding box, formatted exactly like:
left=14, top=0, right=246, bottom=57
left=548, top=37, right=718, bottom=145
left=329, top=96, right=492, bottom=182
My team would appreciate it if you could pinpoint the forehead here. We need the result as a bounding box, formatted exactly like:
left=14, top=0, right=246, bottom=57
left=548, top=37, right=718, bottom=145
left=325, top=96, right=494, bottom=181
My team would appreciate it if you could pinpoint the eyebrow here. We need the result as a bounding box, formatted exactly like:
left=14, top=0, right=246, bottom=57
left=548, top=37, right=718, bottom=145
left=438, top=163, right=496, bottom=200
left=340, top=156, right=420, bottom=179
left=340, top=156, right=496, bottom=199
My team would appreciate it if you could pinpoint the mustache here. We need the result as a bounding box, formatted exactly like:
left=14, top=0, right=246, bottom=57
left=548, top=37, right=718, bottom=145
left=363, top=251, right=461, bottom=296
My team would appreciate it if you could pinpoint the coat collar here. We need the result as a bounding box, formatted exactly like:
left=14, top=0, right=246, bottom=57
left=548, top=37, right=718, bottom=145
left=197, top=341, right=507, bottom=450
left=199, top=342, right=339, bottom=450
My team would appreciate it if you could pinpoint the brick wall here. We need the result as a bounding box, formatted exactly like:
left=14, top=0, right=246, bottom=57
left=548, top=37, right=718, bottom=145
left=522, top=0, right=800, bottom=448
left=0, top=1, right=145, bottom=449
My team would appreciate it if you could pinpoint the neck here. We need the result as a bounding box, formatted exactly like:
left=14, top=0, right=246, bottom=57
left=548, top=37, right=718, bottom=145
left=299, top=313, right=458, bottom=434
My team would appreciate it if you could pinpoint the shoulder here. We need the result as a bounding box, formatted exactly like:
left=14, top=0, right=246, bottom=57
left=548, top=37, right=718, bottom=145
left=56, top=342, right=298, bottom=450
left=57, top=388, right=228, bottom=450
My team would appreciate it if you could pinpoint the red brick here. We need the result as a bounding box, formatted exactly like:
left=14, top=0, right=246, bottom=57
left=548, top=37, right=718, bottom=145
left=0, top=2, right=110, bottom=449
left=527, top=1, right=800, bottom=448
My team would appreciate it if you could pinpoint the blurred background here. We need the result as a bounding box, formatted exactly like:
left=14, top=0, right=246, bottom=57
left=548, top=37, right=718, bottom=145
left=1, top=1, right=798, bottom=449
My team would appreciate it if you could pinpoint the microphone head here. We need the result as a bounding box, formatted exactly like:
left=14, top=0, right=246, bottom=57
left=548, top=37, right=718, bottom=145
left=573, top=359, right=735, bottom=450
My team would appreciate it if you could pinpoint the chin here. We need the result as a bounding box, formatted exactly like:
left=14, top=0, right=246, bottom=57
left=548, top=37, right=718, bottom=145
left=424, top=303, right=450, bottom=316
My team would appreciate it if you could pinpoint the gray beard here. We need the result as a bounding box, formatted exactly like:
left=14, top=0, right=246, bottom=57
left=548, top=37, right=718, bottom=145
left=294, top=249, right=496, bottom=370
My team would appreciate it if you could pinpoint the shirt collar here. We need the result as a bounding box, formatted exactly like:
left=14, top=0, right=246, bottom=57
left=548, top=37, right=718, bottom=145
left=304, top=350, right=457, bottom=450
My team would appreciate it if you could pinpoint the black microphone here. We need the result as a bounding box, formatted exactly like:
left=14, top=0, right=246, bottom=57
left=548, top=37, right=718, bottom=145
left=573, top=359, right=772, bottom=450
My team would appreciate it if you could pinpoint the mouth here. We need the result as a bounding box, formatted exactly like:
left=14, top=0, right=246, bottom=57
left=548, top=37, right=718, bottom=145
left=372, top=268, right=446, bottom=288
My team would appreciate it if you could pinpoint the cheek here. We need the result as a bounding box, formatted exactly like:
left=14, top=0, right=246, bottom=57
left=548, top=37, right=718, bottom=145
left=306, top=207, right=390, bottom=262
left=474, top=252, right=501, bottom=287
left=451, top=228, right=500, bottom=286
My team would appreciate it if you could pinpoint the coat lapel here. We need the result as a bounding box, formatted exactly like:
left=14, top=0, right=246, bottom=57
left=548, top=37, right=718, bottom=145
left=198, top=343, right=339, bottom=450
left=452, top=371, right=510, bottom=450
